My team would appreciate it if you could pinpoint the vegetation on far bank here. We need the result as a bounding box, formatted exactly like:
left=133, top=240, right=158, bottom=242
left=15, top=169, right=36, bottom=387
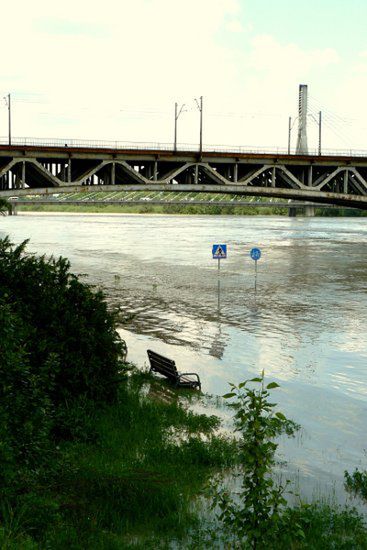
left=0, top=198, right=10, bottom=215
left=15, top=202, right=367, bottom=216
left=0, top=236, right=366, bottom=548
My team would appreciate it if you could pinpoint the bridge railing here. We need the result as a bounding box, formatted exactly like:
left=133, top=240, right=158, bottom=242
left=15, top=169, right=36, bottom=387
left=0, top=136, right=366, bottom=157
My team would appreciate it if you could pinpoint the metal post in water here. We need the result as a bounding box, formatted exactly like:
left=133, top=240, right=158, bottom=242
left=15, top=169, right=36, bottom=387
left=218, top=257, right=221, bottom=310
left=250, top=247, right=261, bottom=292
left=212, top=244, right=226, bottom=312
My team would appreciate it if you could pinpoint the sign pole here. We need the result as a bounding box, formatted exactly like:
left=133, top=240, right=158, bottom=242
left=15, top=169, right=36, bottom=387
left=212, top=244, right=226, bottom=311
left=250, top=247, right=262, bottom=292
left=218, top=258, right=221, bottom=310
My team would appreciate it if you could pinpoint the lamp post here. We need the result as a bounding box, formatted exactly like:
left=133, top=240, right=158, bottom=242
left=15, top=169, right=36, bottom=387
left=3, top=93, right=11, bottom=145
left=194, top=96, right=203, bottom=155
left=288, top=116, right=292, bottom=154
left=308, top=111, right=322, bottom=155
left=288, top=115, right=299, bottom=154
left=174, top=102, right=186, bottom=152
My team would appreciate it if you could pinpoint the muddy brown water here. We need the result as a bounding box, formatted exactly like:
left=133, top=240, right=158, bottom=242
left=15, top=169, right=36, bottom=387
left=1, top=212, right=366, bottom=508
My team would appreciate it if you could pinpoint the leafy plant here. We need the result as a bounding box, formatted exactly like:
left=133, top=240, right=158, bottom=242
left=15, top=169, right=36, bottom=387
left=0, top=236, right=126, bottom=496
left=345, top=468, right=367, bottom=501
left=211, top=372, right=300, bottom=548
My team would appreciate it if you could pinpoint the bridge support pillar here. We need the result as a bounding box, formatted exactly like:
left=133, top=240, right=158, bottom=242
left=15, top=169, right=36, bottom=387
left=304, top=205, right=315, bottom=217
left=289, top=207, right=297, bottom=217
left=194, top=164, right=199, bottom=184
left=344, top=169, right=348, bottom=194
left=272, top=166, right=276, bottom=187
left=21, top=161, right=26, bottom=189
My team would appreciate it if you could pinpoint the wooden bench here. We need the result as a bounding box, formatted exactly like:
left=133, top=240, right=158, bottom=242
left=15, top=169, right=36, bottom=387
left=147, top=349, right=201, bottom=390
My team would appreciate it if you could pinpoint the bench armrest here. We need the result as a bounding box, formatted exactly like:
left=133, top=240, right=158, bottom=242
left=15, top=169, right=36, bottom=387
left=178, top=372, right=201, bottom=384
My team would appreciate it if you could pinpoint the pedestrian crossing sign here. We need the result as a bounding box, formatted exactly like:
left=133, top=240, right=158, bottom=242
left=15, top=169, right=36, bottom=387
left=212, top=244, right=227, bottom=259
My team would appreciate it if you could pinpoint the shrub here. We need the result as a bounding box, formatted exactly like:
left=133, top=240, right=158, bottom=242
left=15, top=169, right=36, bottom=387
left=211, top=372, right=300, bottom=548
left=0, top=237, right=124, bottom=405
left=0, top=236, right=125, bottom=492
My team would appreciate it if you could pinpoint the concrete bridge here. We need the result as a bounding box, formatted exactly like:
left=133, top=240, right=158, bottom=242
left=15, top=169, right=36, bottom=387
left=1, top=140, right=367, bottom=211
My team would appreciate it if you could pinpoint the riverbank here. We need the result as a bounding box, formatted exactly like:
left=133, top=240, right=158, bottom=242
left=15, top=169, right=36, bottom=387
left=3, top=369, right=366, bottom=548
left=15, top=203, right=367, bottom=216
left=0, top=370, right=240, bottom=548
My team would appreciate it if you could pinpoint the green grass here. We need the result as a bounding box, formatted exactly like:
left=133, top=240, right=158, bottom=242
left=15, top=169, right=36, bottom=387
left=185, top=504, right=367, bottom=549
left=0, top=370, right=238, bottom=548
left=1, top=370, right=367, bottom=548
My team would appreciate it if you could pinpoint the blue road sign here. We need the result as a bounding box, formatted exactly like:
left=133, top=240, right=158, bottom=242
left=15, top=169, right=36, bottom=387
left=212, top=244, right=227, bottom=259
left=250, top=247, right=261, bottom=261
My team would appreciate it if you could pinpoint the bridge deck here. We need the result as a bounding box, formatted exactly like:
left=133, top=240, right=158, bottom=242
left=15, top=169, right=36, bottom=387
left=1, top=142, right=366, bottom=209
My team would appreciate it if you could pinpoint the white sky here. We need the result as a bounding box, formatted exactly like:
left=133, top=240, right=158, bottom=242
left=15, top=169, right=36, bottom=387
left=0, top=0, right=366, bottom=152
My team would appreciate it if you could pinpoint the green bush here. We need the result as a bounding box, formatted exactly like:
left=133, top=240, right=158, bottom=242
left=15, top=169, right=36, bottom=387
left=0, top=237, right=123, bottom=405
left=0, top=236, right=125, bottom=492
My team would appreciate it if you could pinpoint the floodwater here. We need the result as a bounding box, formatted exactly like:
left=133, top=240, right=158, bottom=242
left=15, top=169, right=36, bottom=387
left=1, top=213, right=366, bottom=508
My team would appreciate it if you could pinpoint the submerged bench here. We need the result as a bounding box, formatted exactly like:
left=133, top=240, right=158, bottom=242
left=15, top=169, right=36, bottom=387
left=147, top=349, right=201, bottom=391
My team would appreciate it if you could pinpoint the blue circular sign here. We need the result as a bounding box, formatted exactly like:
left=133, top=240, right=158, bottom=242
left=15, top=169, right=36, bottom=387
left=250, top=247, right=261, bottom=261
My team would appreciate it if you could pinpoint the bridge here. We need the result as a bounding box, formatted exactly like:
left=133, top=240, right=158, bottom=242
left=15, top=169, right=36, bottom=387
left=1, top=139, right=367, bottom=212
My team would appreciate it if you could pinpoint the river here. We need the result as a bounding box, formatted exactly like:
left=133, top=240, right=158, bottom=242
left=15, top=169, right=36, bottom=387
left=1, top=212, right=366, bottom=508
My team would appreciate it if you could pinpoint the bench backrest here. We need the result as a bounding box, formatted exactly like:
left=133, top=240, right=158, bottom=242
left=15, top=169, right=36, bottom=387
left=147, top=350, right=178, bottom=380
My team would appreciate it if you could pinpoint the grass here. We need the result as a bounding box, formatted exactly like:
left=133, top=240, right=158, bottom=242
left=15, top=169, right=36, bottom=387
left=0, top=369, right=238, bottom=548
left=185, top=504, right=367, bottom=549
left=1, top=369, right=367, bottom=548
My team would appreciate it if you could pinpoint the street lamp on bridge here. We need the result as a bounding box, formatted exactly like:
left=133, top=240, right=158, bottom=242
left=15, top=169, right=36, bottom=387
left=174, top=102, right=186, bottom=152
left=288, top=110, right=322, bottom=155
left=3, top=93, right=11, bottom=145
left=194, top=96, right=203, bottom=155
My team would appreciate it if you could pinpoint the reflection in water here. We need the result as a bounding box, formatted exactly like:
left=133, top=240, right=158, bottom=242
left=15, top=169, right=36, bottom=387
left=208, top=295, right=225, bottom=359
left=1, top=213, right=367, bottom=507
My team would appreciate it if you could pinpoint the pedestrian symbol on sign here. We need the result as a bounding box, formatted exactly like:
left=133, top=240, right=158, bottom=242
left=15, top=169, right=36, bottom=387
left=212, top=244, right=227, bottom=259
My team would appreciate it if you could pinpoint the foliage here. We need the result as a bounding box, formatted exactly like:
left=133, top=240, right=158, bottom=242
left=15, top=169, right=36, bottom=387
left=187, top=503, right=367, bottom=549
left=345, top=468, right=367, bottom=501
left=0, top=236, right=124, bottom=406
left=0, top=236, right=125, bottom=496
left=16, top=202, right=367, bottom=216
left=281, top=503, right=367, bottom=549
left=0, top=372, right=239, bottom=547
left=0, top=197, right=10, bottom=212
left=211, top=372, right=300, bottom=548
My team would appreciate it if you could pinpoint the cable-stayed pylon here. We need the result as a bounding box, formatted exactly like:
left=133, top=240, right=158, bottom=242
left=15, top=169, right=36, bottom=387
left=296, top=84, right=308, bottom=154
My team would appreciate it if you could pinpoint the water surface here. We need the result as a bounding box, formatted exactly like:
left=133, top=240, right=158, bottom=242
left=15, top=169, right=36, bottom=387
left=1, top=213, right=366, bottom=507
